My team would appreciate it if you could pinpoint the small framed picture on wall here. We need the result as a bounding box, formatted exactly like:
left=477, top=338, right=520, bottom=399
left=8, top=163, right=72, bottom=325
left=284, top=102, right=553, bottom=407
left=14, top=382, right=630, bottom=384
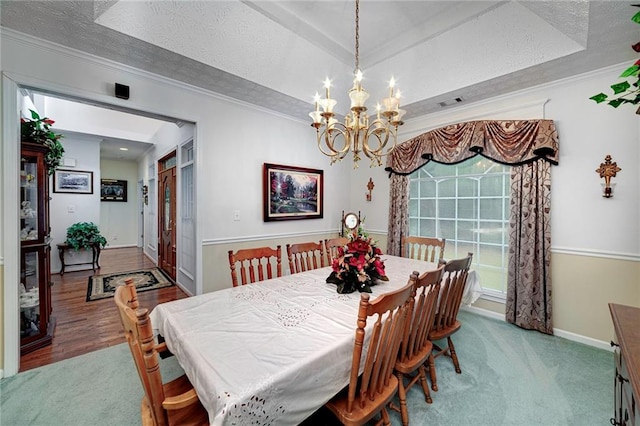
left=100, top=179, right=127, bottom=202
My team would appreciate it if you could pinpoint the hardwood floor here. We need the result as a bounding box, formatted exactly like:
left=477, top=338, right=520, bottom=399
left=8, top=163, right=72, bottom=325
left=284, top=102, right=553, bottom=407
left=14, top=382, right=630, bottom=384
left=19, top=247, right=188, bottom=372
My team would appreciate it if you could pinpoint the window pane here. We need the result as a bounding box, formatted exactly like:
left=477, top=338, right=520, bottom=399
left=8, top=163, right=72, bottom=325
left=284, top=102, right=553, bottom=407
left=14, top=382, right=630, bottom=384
left=457, top=220, right=475, bottom=242
left=439, top=219, right=456, bottom=240
left=458, top=177, right=478, bottom=197
left=408, top=199, right=418, bottom=217
left=409, top=218, right=418, bottom=235
left=456, top=241, right=476, bottom=259
left=419, top=218, right=435, bottom=236
left=419, top=199, right=435, bottom=217
left=457, top=199, right=476, bottom=219
left=480, top=198, right=503, bottom=220
left=478, top=221, right=506, bottom=244
left=480, top=175, right=504, bottom=196
left=438, top=199, right=455, bottom=217
left=478, top=244, right=505, bottom=267
left=409, top=182, right=419, bottom=198
left=438, top=179, right=456, bottom=197
left=420, top=180, right=435, bottom=197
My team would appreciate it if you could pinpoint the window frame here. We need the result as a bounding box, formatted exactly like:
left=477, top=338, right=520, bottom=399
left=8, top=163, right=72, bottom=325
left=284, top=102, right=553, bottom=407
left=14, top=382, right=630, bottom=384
left=408, top=157, right=510, bottom=300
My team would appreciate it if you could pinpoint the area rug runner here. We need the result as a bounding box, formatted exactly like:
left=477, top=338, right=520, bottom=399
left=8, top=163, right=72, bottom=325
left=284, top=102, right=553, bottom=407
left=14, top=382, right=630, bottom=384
left=86, top=268, right=173, bottom=302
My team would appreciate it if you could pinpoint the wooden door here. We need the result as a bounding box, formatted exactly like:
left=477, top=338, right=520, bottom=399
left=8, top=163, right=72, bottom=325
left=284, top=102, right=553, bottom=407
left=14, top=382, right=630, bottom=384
left=158, top=153, right=177, bottom=281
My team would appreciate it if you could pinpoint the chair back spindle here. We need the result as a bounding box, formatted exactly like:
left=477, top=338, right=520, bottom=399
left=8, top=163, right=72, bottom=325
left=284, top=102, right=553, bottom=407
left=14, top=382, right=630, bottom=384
left=401, top=236, right=446, bottom=263
left=324, top=237, right=349, bottom=264
left=228, top=246, right=282, bottom=287
left=432, top=253, right=472, bottom=333
left=286, top=241, right=326, bottom=274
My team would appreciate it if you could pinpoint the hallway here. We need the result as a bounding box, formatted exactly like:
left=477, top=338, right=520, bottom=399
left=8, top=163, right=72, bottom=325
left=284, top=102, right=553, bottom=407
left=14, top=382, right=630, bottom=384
left=19, top=247, right=188, bottom=372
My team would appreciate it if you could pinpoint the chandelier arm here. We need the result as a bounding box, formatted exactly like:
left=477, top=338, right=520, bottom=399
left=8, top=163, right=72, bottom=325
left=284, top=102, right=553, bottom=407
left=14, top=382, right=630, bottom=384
left=362, top=123, right=397, bottom=158
left=317, top=124, right=351, bottom=158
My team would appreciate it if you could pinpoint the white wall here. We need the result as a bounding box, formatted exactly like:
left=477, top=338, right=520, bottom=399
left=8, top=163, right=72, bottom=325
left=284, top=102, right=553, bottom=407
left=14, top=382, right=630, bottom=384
left=100, top=159, right=138, bottom=248
left=49, top=136, right=101, bottom=274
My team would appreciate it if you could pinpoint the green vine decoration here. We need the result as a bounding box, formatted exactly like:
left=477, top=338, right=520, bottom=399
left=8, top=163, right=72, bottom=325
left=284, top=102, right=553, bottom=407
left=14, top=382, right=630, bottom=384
left=589, top=8, right=640, bottom=110
left=21, top=109, right=65, bottom=175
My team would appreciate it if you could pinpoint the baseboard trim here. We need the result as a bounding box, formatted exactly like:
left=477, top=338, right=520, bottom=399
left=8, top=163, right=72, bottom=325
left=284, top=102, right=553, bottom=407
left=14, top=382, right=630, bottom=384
left=553, top=328, right=612, bottom=352
left=103, top=244, right=137, bottom=250
left=462, top=305, right=612, bottom=352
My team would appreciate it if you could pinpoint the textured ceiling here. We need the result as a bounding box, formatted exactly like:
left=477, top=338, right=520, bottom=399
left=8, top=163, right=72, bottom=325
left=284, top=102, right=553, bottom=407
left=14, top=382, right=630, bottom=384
left=1, top=1, right=638, bottom=122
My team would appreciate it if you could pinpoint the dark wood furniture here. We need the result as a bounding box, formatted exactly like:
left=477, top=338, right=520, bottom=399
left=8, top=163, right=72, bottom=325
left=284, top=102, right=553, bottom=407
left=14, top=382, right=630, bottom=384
left=228, top=245, right=282, bottom=287
left=56, top=242, right=101, bottom=275
left=428, top=252, right=473, bottom=391
left=609, top=303, right=640, bottom=426
left=115, top=279, right=208, bottom=426
left=20, top=142, right=55, bottom=355
left=324, top=280, right=414, bottom=426
left=286, top=241, right=326, bottom=274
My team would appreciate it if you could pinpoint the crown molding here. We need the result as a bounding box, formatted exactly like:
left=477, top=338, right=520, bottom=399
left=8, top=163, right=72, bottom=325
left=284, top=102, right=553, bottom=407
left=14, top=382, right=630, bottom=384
left=0, top=28, right=308, bottom=125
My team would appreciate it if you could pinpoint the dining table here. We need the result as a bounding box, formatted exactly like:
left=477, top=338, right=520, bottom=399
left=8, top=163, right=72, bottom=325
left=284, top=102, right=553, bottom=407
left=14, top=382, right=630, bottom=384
left=149, top=255, right=449, bottom=425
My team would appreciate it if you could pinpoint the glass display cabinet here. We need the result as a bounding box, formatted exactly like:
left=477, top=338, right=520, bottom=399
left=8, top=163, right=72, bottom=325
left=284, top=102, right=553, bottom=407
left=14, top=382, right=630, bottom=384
left=20, top=142, right=55, bottom=354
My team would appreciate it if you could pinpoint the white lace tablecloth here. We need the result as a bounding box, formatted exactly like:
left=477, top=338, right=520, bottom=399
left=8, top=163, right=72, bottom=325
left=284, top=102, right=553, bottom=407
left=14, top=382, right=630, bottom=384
left=150, top=255, right=437, bottom=425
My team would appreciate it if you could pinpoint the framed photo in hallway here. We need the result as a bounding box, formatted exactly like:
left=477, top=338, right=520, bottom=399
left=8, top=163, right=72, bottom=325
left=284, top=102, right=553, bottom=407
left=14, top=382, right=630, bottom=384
left=263, top=163, right=323, bottom=222
left=100, top=179, right=127, bottom=202
left=53, top=169, right=93, bottom=194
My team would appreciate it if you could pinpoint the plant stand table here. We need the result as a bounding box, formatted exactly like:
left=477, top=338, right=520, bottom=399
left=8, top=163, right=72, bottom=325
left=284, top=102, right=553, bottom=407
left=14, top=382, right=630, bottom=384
left=56, top=242, right=101, bottom=275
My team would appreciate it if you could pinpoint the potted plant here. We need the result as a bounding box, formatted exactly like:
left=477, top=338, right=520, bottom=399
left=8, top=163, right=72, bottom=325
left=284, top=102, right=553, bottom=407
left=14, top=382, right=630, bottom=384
left=21, top=109, right=65, bottom=175
left=64, top=222, right=107, bottom=251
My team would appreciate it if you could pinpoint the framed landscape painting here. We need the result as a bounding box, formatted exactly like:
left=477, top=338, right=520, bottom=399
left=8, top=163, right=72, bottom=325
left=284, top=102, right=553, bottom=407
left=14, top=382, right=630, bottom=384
left=263, top=163, right=323, bottom=222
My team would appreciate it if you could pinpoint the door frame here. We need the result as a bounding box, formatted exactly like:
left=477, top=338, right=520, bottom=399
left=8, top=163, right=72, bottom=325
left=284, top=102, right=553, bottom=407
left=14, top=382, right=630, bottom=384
left=157, top=151, right=177, bottom=280
left=1, top=72, right=200, bottom=377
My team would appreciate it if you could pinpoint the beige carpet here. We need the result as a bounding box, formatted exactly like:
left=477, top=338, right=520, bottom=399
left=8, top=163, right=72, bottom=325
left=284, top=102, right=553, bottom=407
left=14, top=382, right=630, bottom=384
left=86, top=267, right=173, bottom=301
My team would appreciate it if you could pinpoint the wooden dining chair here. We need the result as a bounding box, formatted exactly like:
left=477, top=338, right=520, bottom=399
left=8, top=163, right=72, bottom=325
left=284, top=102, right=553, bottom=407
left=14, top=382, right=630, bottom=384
left=391, top=265, right=444, bottom=426
left=324, top=279, right=415, bottom=426
left=228, top=245, right=282, bottom=287
left=114, top=279, right=208, bottom=426
left=324, top=237, right=349, bottom=264
left=286, top=241, right=326, bottom=274
left=401, top=236, right=446, bottom=263
left=428, top=252, right=473, bottom=391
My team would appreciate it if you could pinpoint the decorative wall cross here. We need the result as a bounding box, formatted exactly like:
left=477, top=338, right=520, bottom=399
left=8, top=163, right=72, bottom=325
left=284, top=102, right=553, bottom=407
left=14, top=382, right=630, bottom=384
left=366, top=178, right=375, bottom=201
left=596, top=154, right=621, bottom=198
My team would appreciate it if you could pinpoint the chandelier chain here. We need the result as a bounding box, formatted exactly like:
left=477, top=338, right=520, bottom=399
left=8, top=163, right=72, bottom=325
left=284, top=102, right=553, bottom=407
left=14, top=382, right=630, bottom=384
left=354, top=0, right=359, bottom=73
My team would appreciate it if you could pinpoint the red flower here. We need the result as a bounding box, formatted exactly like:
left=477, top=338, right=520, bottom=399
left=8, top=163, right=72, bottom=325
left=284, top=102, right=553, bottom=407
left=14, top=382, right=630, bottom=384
left=331, top=258, right=341, bottom=273
left=373, top=259, right=386, bottom=277
left=348, top=240, right=370, bottom=254
left=348, top=254, right=367, bottom=271
left=374, top=247, right=382, bottom=256
left=43, top=118, right=55, bottom=125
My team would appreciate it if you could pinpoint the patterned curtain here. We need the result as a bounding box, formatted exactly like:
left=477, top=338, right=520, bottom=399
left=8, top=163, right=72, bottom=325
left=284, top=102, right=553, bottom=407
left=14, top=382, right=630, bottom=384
left=507, top=161, right=553, bottom=333
left=386, top=119, right=558, bottom=334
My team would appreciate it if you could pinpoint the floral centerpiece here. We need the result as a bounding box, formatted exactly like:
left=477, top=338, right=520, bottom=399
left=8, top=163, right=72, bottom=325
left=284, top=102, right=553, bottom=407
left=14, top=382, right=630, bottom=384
left=21, top=109, right=65, bottom=175
left=326, top=227, right=388, bottom=294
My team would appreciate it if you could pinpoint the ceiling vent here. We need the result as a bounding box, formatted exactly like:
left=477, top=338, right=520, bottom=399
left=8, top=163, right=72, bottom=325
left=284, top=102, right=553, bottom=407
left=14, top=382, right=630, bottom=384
left=438, top=97, right=464, bottom=108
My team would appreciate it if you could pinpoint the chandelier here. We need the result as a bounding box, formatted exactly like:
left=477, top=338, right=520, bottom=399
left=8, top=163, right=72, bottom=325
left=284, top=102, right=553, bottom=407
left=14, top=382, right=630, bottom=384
left=310, top=0, right=405, bottom=169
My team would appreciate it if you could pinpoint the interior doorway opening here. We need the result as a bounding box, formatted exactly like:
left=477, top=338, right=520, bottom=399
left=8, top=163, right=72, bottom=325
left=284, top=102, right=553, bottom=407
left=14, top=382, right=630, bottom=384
left=8, top=85, right=198, bottom=373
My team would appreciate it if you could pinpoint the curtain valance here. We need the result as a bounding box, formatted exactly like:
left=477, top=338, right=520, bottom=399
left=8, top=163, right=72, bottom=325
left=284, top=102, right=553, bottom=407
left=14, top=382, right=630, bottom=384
left=385, top=119, right=559, bottom=175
